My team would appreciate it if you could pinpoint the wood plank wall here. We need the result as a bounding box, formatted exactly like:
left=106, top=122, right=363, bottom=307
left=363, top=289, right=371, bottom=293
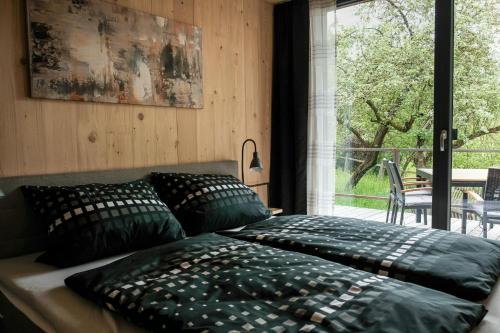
left=0, top=0, right=273, bottom=203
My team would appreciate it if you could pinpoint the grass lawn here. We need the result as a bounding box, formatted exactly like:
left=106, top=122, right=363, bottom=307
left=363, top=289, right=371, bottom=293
left=335, top=169, right=390, bottom=210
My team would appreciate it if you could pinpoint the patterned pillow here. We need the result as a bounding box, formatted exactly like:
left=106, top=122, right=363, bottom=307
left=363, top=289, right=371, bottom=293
left=151, top=173, right=271, bottom=235
left=22, top=180, right=185, bottom=267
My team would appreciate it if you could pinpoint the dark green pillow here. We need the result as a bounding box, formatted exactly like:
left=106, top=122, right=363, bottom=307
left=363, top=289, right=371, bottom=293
left=22, top=180, right=185, bottom=267
left=151, top=173, right=271, bottom=235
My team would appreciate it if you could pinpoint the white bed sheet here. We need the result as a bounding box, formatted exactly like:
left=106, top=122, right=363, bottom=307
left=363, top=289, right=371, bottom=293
left=0, top=252, right=146, bottom=333
left=475, top=278, right=500, bottom=333
left=0, top=250, right=498, bottom=333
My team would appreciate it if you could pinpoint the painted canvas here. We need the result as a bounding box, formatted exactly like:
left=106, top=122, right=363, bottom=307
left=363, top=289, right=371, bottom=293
left=26, top=0, right=203, bottom=108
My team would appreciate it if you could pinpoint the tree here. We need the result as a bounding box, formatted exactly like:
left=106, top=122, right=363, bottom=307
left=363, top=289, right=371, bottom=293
left=336, top=0, right=499, bottom=187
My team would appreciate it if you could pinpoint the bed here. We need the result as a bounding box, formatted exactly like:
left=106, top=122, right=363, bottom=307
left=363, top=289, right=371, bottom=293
left=1, top=237, right=499, bottom=332
left=224, top=215, right=500, bottom=301
left=0, top=161, right=236, bottom=332
left=0, top=234, right=491, bottom=333
left=0, top=160, right=498, bottom=332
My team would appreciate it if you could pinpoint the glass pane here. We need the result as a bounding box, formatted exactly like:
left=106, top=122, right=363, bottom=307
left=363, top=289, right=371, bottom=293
left=334, top=1, right=435, bottom=227
left=451, top=0, right=500, bottom=239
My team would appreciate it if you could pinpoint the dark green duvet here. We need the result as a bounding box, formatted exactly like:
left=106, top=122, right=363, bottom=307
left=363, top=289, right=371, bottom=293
left=224, top=215, right=500, bottom=301
left=66, top=233, right=485, bottom=332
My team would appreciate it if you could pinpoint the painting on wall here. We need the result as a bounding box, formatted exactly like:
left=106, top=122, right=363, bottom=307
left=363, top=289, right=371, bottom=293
left=26, top=0, right=203, bottom=108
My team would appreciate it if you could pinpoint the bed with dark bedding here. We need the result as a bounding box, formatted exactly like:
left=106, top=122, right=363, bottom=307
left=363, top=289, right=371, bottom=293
left=1, top=160, right=498, bottom=332
left=224, top=215, right=500, bottom=301
left=65, top=233, right=486, bottom=333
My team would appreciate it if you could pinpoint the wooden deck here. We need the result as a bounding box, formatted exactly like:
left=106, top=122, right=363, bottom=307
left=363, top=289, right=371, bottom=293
left=333, top=205, right=500, bottom=240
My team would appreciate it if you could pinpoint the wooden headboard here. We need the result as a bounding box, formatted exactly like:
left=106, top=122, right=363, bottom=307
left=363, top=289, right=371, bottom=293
left=0, top=161, right=238, bottom=259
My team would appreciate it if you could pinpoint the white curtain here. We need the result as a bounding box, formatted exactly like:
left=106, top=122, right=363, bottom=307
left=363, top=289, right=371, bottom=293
left=307, top=0, right=337, bottom=215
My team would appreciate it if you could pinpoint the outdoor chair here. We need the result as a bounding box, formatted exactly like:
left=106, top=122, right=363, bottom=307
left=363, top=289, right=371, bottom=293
left=383, top=159, right=432, bottom=224
left=383, top=158, right=397, bottom=223
left=461, top=168, right=500, bottom=238
left=385, top=160, right=432, bottom=225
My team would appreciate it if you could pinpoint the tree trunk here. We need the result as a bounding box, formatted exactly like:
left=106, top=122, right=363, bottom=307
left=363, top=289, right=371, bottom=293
left=401, top=152, right=414, bottom=173
left=349, top=150, right=380, bottom=187
left=348, top=125, right=388, bottom=187
left=414, top=136, right=426, bottom=168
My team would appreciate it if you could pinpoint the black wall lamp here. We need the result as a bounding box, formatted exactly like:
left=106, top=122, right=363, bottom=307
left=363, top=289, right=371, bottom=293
left=240, top=139, right=281, bottom=214
left=241, top=138, right=263, bottom=184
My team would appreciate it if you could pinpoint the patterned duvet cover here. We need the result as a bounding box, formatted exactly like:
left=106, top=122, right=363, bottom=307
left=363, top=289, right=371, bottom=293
left=225, top=215, right=500, bottom=301
left=66, top=233, right=486, bottom=332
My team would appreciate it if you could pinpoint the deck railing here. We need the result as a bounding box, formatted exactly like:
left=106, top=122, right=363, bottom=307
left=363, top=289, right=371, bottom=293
left=335, top=147, right=500, bottom=201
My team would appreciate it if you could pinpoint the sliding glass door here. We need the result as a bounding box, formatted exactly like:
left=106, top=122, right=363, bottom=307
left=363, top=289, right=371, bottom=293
left=334, top=0, right=499, bottom=237
left=335, top=0, right=437, bottom=227
left=449, top=0, right=500, bottom=238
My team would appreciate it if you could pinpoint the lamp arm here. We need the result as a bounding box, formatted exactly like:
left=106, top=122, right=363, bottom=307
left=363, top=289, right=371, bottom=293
left=241, top=139, right=257, bottom=184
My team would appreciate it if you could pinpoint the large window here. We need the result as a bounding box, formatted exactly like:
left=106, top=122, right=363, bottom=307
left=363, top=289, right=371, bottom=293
left=333, top=0, right=499, bottom=238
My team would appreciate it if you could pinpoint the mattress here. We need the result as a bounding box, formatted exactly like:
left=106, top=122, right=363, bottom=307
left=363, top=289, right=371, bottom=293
left=0, top=252, right=146, bottom=333
left=0, top=250, right=498, bottom=333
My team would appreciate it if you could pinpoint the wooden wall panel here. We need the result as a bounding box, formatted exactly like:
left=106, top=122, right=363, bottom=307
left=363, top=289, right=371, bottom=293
left=212, top=0, right=245, bottom=164
left=242, top=0, right=273, bottom=203
left=173, top=0, right=199, bottom=164
left=194, top=0, right=217, bottom=163
left=0, top=0, right=273, bottom=204
left=150, top=0, right=179, bottom=167
left=76, top=104, right=107, bottom=169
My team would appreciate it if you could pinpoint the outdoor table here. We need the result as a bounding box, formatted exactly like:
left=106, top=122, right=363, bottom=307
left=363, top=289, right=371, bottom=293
left=414, top=168, right=489, bottom=224
left=451, top=199, right=500, bottom=234
left=416, top=168, right=488, bottom=188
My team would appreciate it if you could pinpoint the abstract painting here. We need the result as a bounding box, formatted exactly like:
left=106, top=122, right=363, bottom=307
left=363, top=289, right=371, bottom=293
left=26, top=0, right=203, bottom=108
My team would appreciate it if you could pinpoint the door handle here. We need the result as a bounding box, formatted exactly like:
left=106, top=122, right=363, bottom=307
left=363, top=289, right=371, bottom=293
left=440, top=129, right=448, bottom=152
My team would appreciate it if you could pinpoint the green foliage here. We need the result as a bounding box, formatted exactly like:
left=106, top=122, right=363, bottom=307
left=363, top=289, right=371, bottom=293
left=452, top=136, right=500, bottom=169
left=336, top=0, right=500, bottom=169
left=335, top=169, right=389, bottom=210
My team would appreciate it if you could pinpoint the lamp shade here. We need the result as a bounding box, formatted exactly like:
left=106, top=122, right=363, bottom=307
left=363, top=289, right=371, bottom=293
left=249, top=151, right=263, bottom=172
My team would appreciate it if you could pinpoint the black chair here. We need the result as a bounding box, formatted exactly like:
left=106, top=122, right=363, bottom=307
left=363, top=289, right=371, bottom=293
left=383, top=159, right=432, bottom=224
left=386, top=160, right=432, bottom=225
left=461, top=168, right=500, bottom=238
left=383, top=159, right=396, bottom=224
